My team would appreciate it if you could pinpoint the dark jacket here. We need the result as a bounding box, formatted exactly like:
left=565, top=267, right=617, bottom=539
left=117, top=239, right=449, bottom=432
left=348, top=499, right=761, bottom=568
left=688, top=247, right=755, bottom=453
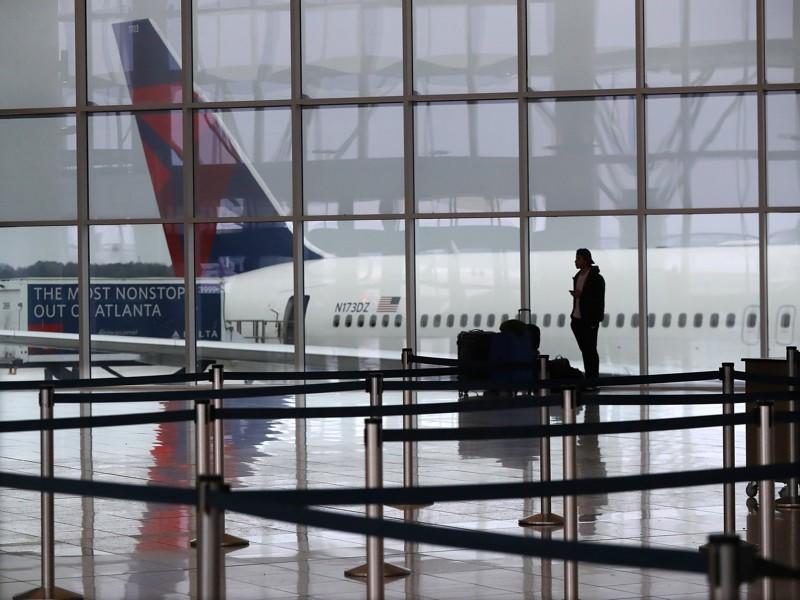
left=572, top=265, right=605, bottom=325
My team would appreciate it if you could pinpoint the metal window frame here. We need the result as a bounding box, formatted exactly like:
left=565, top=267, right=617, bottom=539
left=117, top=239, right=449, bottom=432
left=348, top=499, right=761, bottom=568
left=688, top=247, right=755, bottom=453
left=0, top=0, right=795, bottom=374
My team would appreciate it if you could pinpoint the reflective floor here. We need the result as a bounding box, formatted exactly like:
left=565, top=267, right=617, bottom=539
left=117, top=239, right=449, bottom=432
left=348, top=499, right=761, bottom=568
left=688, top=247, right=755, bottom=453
left=1, top=378, right=799, bottom=599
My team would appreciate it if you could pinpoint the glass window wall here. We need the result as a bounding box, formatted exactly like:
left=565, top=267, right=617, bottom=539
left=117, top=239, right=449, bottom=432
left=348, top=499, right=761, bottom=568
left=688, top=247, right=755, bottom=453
left=196, top=221, right=296, bottom=372
left=88, top=1, right=183, bottom=105
left=768, top=213, right=800, bottom=356
left=195, top=108, right=293, bottom=218
left=530, top=216, right=638, bottom=374
left=767, top=92, right=800, bottom=207
left=529, top=97, right=636, bottom=211
left=416, top=218, right=520, bottom=356
left=90, top=224, right=183, bottom=372
left=646, top=94, right=758, bottom=209
left=0, top=226, right=77, bottom=380
left=416, top=101, right=518, bottom=213
left=303, top=105, right=404, bottom=215
left=0, top=116, right=77, bottom=221
left=765, top=0, right=800, bottom=84
left=647, top=214, right=759, bottom=373
left=89, top=111, right=182, bottom=219
left=304, top=220, right=405, bottom=370
left=645, top=0, right=756, bottom=87
left=194, top=0, right=291, bottom=101
left=528, top=0, right=636, bottom=91
left=302, top=0, right=402, bottom=98
left=414, top=0, right=517, bottom=94
left=0, top=1, right=75, bottom=109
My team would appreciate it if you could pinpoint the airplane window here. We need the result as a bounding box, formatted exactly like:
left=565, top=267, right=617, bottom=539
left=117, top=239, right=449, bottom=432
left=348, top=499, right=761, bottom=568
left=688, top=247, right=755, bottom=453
left=446, top=314, right=454, bottom=327
left=726, top=313, right=735, bottom=327
left=662, top=313, right=671, bottom=328
left=395, top=314, right=402, bottom=327
left=369, top=315, right=377, bottom=327
left=531, top=314, right=537, bottom=325
left=557, top=314, right=565, bottom=327
left=693, top=313, right=703, bottom=328
left=501, top=313, right=509, bottom=323
left=648, top=313, right=655, bottom=328
left=420, top=314, right=428, bottom=328
left=710, top=313, right=719, bottom=328
left=543, top=314, right=551, bottom=327
left=433, top=314, right=441, bottom=327
left=602, top=313, right=609, bottom=327
left=747, top=313, right=757, bottom=328
left=460, top=314, right=468, bottom=327
left=357, top=315, right=365, bottom=327
left=473, top=314, right=482, bottom=327
left=678, top=313, right=687, bottom=328
left=631, top=313, right=639, bottom=327
left=382, top=314, right=390, bottom=327
left=333, top=315, right=340, bottom=328
left=345, top=314, right=353, bottom=327
left=487, top=314, right=496, bottom=328
left=781, top=313, right=792, bottom=328
left=616, top=313, right=624, bottom=327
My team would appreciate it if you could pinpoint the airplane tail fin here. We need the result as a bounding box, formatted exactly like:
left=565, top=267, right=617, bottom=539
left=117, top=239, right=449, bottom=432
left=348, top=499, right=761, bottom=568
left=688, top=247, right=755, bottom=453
left=112, top=19, right=321, bottom=277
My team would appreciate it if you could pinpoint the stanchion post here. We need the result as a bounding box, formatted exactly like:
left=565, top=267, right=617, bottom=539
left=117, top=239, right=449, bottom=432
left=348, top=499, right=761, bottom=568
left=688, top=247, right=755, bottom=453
left=390, top=349, right=433, bottom=510
left=209, top=364, right=249, bottom=549
left=402, top=349, right=413, bottom=488
left=197, top=475, right=225, bottom=600
left=190, top=398, right=211, bottom=549
left=758, top=399, right=775, bottom=600
left=777, top=346, right=800, bottom=509
left=366, top=418, right=384, bottom=600
left=721, top=362, right=735, bottom=535
left=14, top=388, right=82, bottom=600
left=563, top=387, right=578, bottom=600
left=705, top=534, right=741, bottom=600
left=519, top=355, right=564, bottom=528
left=345, top=417, right=409, bottom=584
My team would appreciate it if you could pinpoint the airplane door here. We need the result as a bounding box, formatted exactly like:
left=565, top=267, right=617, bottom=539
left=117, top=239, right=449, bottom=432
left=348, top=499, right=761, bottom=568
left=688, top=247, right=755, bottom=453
left=281, top=295, right=310, bottom=344
left=776, top=305, right=796, bottom=346
left=742, top=305, right=759, bottom=346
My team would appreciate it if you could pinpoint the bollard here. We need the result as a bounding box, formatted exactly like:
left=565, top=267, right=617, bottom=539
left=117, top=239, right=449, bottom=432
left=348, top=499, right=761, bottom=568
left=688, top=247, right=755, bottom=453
left=705, top=534, right=742, bottom=600
left=13, top=388, right=83, bottom=600
left=197, top=475, right=225, bottom=600
left=389, top=349, right=432, bottom=510
left=345, top=417, right=409, bottom=585
left=721, top=363, right=736, bottom=535
left=562, top=387, right=579, bottom=600
left=777, top=346, right=800, bottom=510
left=758, top=400, right=775, bottom=600
left=209, top=365, right=249, bottom=548
left=519, top=355, right=564, bottom=528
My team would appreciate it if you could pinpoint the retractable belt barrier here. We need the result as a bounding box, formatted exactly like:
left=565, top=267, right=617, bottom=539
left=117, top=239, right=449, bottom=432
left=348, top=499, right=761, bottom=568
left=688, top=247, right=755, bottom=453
left=5, top=354, right=800, bottom=600
left=0, top=371, right=207, bottom=392
left=3, top=467, right=800, bottom=582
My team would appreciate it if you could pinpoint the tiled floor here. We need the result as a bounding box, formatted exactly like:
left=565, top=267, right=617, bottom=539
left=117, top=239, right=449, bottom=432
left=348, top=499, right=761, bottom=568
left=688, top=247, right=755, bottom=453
left=1, top=373, right=799, bottom=599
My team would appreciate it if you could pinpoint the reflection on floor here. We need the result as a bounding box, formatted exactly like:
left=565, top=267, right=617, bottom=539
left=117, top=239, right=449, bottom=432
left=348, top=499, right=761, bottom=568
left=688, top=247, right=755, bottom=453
left=1, top=386, right=798, bottom=599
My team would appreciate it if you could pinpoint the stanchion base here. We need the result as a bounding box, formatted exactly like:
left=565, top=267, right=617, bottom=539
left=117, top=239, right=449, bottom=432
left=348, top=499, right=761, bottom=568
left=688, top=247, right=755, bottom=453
left=518, top=513, right=565, bottom=528
left=189, top=531, right=250, bottom=548
left=344, top=562, right=411, bottom=580
left=386, top=502, right=434, bottom=510
left=13, top=586, right=83, bottom=599
left=776, top=496, right=800, bottom=510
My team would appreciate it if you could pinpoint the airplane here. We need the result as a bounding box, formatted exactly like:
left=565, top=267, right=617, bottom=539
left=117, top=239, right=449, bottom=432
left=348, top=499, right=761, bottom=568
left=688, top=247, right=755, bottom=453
left=0, top=18, right=796, bottom=379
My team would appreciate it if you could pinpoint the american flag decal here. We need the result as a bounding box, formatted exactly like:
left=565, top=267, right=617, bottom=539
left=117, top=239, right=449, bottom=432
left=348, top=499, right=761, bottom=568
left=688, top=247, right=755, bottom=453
left=376, top=296, right=401, bottom=313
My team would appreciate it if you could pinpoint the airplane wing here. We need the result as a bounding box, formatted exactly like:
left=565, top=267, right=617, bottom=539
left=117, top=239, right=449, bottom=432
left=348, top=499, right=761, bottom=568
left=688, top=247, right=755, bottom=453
left=0, top=329, right=401, bottom=373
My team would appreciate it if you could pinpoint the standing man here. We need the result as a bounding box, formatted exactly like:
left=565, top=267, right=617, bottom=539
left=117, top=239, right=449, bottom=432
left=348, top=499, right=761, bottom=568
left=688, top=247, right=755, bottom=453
left=570, top=248, right=605, bottom=385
